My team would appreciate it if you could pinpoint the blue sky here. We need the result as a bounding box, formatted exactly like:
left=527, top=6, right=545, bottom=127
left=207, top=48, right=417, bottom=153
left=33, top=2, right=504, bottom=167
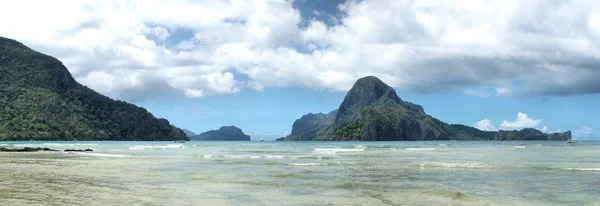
left=1, top=0, right=599, bottom=140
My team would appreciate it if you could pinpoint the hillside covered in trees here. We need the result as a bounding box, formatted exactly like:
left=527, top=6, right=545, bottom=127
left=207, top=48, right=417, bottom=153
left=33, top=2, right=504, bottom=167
left=0, top=37, right=187, bottom=141
left=281, top=76, right=571, bottom=141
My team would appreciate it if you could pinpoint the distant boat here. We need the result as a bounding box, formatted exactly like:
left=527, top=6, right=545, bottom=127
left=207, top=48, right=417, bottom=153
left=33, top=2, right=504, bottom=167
left=566, top=140, right=577, bottom=144
left=259, top=138, right=264, bottom=142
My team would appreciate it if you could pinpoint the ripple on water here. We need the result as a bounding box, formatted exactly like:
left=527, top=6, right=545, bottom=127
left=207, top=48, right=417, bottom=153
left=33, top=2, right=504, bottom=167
left=128, top=144, right=184, bottom=150
left=405, top=148, right=436, bottom=151
left=313, top=148, right=365, bottom=153
left=417, top=162, right=491, bottom=169
left=63, top=152, right=129, bottom=158
left=561, top=168, right=600, bottom=172
left=195, top=154, right=330, bottom=160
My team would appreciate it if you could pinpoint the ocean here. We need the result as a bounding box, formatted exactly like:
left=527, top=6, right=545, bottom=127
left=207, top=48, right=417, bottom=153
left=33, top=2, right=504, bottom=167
left=0, top=141, right=599, bottom=205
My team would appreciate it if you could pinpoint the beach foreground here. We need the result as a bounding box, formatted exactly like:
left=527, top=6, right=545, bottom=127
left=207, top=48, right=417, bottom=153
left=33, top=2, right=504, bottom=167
left=1, top=141, right=599, bottom=206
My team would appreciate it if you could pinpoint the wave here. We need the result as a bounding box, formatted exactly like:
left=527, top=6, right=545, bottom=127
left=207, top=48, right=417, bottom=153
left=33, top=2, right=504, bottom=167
left=286, top=163, right=329, bottom=166
left=286, top=162, right=356, bottom=167
left=405, top=148, right=436, bottom=151
left=418, top=162, right=490, bottom=169
left=13, top=144, right=41, bottom=147
left=353, top=145, right=367, bottom=149
left=64, top=152, right=129, bottom=158
left=562, top=168, right=600, bottom=172
left=313, top=148, right=365, bottom=153
left=514, top=146, right=526, bottom=149
left=12, top=143, right=98, bottom=147
left=129, top=144, right=184, bottom=150
left=45, top=143, right=98, bottom=147
left=197, top=155, right=327, bottom=159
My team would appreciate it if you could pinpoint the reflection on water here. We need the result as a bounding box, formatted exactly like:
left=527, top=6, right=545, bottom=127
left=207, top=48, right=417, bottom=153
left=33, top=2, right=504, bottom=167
left=1, top=141, right=599, bottom=205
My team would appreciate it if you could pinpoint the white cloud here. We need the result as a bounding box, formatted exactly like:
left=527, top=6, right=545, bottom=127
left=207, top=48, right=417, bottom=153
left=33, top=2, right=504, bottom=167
left=2, top=0, right=600, bottom=101
left=495, top=88, right=512, bottom=97
left=475, top=118, right=496, bottom=131
left=540, top=126, right=548, bottom=133
left=500, top=112, right=542, bottom=129
left=463, top=89, right=490, bottom=98
left=575, top=126, right=593, bottom=135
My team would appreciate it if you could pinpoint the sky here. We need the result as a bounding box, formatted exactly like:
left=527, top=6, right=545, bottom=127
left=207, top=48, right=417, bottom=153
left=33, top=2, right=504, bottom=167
left=0, top=0, right=599, bottom=140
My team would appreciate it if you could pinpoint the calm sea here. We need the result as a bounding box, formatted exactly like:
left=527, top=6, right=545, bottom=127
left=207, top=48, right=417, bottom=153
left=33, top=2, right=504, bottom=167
left=0, top=141, right=599, bottom=205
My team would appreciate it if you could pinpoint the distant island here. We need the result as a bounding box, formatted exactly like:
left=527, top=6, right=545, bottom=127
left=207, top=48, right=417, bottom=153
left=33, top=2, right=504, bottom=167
left=279, top=76, right=571, bottom=141
left=0, top=37, right=187, bottom=141
left=190, top=126, right=250, bottom=141
left=182, top=129, right=197, bottom=137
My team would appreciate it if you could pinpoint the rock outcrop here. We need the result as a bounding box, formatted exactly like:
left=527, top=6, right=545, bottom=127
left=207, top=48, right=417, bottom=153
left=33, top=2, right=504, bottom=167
left=0, top=147, right=59, bottom=152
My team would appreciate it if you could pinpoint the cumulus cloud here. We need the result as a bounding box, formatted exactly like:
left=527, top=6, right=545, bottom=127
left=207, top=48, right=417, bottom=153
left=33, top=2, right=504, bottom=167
left=1, top=0, right=600, bottom=101
left=475, top=118, right=496, bottom=131
left=500, top=112, right=542, bottom=129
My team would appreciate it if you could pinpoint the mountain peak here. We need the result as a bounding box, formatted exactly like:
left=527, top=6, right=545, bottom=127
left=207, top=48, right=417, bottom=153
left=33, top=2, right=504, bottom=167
left=335, top=76, right=424, bottom=123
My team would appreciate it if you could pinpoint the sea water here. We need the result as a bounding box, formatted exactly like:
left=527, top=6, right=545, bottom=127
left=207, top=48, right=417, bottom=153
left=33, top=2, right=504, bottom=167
left=0, top=141, right=599, bottom=205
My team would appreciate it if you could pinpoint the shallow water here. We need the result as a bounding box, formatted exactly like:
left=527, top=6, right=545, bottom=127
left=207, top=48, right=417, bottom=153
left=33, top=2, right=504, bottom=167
left=0, top=141, right=599, bottom=205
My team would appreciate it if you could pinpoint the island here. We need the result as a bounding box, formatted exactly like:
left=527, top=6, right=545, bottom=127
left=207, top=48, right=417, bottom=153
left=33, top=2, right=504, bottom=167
left=280, top=76, right=571, bottom=141
left=0, top=37, right=187, bottom=141
left=182, top=129, right=197, bottom=137
left=189, top=126, right=251, bottom=141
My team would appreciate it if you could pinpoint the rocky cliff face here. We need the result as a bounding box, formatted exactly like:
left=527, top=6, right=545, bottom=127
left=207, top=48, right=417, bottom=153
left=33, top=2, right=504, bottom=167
left=190, top=126, right=251, bottom=141
left=285, top=111, right=336, bottom=141
left=282, top=76, right=571, bottom=141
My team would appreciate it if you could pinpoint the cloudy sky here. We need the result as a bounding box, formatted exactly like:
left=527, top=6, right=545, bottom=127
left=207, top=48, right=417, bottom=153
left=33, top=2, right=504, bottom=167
left=1, top=0, right=599, bottom=140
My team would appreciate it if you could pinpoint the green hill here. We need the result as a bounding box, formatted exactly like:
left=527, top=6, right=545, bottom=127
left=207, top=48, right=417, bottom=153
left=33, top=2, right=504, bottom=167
left=190, top=126, right=250, bottom=141
left=0, top=37, right=187, bottom=141
left=283, top=76, right=571, bottom=141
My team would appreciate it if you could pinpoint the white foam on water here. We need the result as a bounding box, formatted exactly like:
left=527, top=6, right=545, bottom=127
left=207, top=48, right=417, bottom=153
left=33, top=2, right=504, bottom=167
left=536, top=144, right=543, bottom=147
left=353, top=145, right=367, bottom=149
left=418, top=162, right=490, bottom=169
left=64, top=152, right=129, bottom=158
left=129, top=144, right=184, bottom=150
left=562, top=168, right=600, bottom=171
left=514, top=146, right=526, bottom=149
left=313, top=148, right=365, bottom=153
left=0, top=144, right=8, bottom=146
left=44, top=143, right=98, bottom=147
left=286, top=163, right=328, bottom=166
left=405, top=148, right=436, bottom=151
left=13, top=144, right=39, bottom=147
left=438, top=144, right=448, bottom=147
left=197, top=155, right=324, bottom=159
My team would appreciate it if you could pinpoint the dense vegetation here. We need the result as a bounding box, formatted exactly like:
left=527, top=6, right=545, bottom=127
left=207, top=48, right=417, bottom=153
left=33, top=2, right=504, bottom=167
left=190, top=126, right=250, bottom=141
left=0, top=37, right=187, bottom=141
left=283, top=76, right=571, bottom=141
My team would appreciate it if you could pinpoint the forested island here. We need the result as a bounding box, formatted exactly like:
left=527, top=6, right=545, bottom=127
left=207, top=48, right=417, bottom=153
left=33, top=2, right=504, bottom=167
left=189, top=126, right=250, bottom=141
left=0, top=37, right=187, bottom=141
left=279, top=76, right=571, bottom=141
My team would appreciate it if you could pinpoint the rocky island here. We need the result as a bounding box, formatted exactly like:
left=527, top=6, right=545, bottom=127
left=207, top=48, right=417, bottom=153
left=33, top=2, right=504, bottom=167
left=0, top=37, right=187, bottom=141
left=280, top=76, right=571, bottom=141
left=190, top=126, right=251, bottom=141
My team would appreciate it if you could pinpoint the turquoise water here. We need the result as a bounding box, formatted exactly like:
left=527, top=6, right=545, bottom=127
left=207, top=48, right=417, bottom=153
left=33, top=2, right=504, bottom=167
left=1, top=141, right=599, bottom=205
